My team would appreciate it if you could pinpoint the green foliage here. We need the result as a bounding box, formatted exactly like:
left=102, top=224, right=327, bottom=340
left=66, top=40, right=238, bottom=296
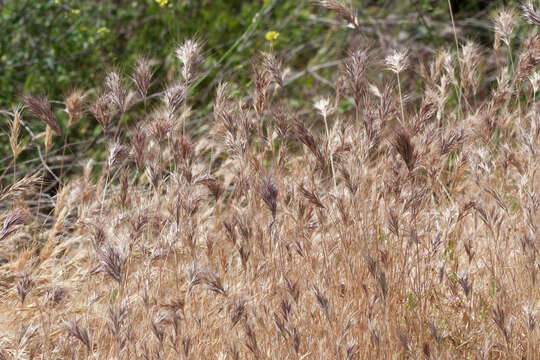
left=1, top=0, right=517, bottom=107
left=0, top=0, right=335, bottom=173
left=0, top=0, right=333, bottom=108
left=407, top=293, right=416, bottom=311
left=0, top=0, right=526, bottom=179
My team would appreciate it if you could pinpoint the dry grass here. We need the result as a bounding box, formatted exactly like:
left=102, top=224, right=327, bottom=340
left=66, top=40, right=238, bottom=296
left=1, top=2, right=540, bottom=359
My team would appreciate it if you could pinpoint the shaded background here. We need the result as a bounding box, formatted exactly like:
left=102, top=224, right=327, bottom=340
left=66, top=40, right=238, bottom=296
left=0, top=0, right=523, bottom=181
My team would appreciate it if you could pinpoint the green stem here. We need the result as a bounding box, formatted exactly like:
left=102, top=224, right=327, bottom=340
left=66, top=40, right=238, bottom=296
left=189, top=1, right=276, bottom=95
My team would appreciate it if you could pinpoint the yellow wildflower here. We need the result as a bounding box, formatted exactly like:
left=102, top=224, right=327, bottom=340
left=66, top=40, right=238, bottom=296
left=265, top=30, right=280, bottom=47
left=155, top=0, right=168, bottom=7
left=71, top=9, right=80, bottom=15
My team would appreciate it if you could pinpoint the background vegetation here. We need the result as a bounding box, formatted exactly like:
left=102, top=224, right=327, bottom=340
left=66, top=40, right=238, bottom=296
left=0, top=0, right=519, bottom=180
left=0, top=0, right=509, bottom=105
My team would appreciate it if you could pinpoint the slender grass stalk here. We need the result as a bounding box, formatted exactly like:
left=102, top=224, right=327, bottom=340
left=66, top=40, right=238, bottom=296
left=58, top=129, right=68, bottom=183
left=507, top=42, right=522, bottom=123
left=447, top=0, right=463, bottom=120
left=36, top=134, right=50, bottom=222
left=322, top=112, right=337, bottom=191
left=396, top=73, right=405, bottom=124
left=100, top=166, right=110, bottom=216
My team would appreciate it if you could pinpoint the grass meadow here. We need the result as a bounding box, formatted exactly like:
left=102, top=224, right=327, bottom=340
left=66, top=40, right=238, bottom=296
left=1, top=1, right=540, bottom=358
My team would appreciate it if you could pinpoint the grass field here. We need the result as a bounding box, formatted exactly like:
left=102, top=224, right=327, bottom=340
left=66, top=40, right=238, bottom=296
left=0, top=1, right=539, bottom=358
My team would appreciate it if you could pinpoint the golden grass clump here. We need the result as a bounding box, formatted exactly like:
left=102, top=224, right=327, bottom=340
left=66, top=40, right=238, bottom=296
left=1, top=3, right=540, bottom=359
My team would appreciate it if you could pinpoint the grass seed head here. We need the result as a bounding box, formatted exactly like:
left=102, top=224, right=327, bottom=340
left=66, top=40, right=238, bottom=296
left=23, top=95, right=61, bottom=135
left=65, top=88, right=86, bottom=128
left=132, top=56, right=153, bottom=101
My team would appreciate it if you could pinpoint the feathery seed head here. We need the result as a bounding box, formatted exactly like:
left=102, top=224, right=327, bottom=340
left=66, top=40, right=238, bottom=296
left=105, top=71, right=128, bottom=113
left=163, top=82, right=186, bottom=114
left=521, top=3, right=540, bottom=27
left=176, top=39, right=202, bottom=83
left=16, top=271, right=33, bottom=304
left=133, top=57, right=153, bottom=101
left=516, top=33, right=540, bottom=83
left=63, top=321, right=91, bottom=351
left=23, top=95, right=61, bottom=135
left=96, top=243, right=125, bottom=283
left=150, top=113, right=173, bottom=143
left=65, top=89, right=86, bottom=128
left=10, top=104, right=23, bottom=160
left=108, top=143, right=129, bottom=169
left=261, top=176, right=278, bottom=219
left=261, top=52, right=283, bottom=87
left=0, top=173, right=41, bottom=202
left=385, top=49, right=409, bottom=74
left=130, top=124, right=147, bottom=170
left=90, top=93, right=112, bottom=132
left=316, top=0, right=360, bottom=30
left=314, top=97, right=333, bottom=118
left=461, top=41, right=482, bottom=96
left=493, top=8, right=516, bottom=47
left=344, top=48, right=369, bottom=108
left=0, top=213, right=25, bottom=241
left=252, top=58, right=271, bottom=117
left=392, top=127, right=417, bottom=172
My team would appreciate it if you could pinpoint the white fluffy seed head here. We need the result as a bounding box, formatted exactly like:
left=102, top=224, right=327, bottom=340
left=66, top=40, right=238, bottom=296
left=385, top=49, right=409, bottom=74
